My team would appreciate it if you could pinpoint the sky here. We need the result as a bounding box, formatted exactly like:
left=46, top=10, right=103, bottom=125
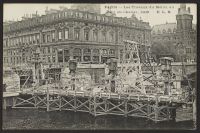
left=3, top=3, right=197, bottom=27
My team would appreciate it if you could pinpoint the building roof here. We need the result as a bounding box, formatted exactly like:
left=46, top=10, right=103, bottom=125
left=152, top=23, right=196, bottom=34
left=152, top=23, right=177, bottom=35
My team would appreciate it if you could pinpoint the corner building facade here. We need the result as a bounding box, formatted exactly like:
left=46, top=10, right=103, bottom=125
left=151, top=4, right=197, bottom=62
left=3, top=5, right=151, bottom=68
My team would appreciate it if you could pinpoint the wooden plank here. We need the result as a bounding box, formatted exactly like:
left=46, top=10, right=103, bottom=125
left=3, top=92, right=19, bottom=98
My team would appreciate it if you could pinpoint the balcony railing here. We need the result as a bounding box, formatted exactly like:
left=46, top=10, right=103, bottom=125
left=4, top=9, right=151, bottom=33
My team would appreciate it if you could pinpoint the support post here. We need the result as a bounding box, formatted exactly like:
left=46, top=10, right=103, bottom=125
left=3, top=98, right=7, bottom=110
left=89, top=97, right=92, bottom=114
left=147, top=102, right=151, bottom=118
left=47, top=86, right=50, bottom=112
left=124, top=100, right=128, bottom=117
left=167, top=103, right=171, bottom=121
left=74, top=96, right=77, bottom=112
left=155, top=96, right=159, bottom=122
left=105, top=98, right=108, bottom=113
left=193, top=89, right=197, bottom=126
left=12, top=97, right=16, bottom=108
left=34, top=95, right=37, bottom=108
left=94, top=96, right=97, bottom=116
left=59, top=96, right=62, bottom=111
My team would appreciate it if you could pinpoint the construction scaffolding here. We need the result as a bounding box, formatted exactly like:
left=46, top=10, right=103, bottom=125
left=4, top=40, right=194, bottom=123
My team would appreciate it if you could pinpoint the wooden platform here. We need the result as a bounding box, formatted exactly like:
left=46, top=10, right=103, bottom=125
left=3, top=92, right=20, bottom=98
left=17, top=87, right=186, bottom=104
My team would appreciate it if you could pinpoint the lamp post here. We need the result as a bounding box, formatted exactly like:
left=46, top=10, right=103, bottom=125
left=107, top=58, right=118, bottom=93
left=69, top=59, right=77, bottom=91
left=159, top=57, right=174, bottom=95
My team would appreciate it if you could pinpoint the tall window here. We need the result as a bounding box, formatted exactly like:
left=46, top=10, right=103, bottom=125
left=52, top=31, right=55, bottom=42
left=93, top=31, right=98, bottom=41
left=36, top=34, right=40, bottom=43
left=16, top=38, right=19, bottom=46
left=74, top=29, right=80, bottom=40
left=102, top=32, right=106, bottom=42
left=58, top=49, right=63, bottom=63
left=47, top=34, right=50, bottom=42
left=84, top=30, right=89, bottom=41
left=64, top=29, right=69, bottom=39
left=58, top=31, right=62, bottom=40
left=110, top=33, right=113, bottom=42
left=52, top=56, right=56, bottom=63
left=43, top=34, right=46, bottom=43
left=64, top=49, right=70, bottom=62
left=186, top=48, right=192, bottom=54
left=48, top=56, right=51, bottom=63
left=33, top=35, right=36, bottom=43
left=109, top=49, right=115, bottom=55
left=48, top=47, right=51, bottom=53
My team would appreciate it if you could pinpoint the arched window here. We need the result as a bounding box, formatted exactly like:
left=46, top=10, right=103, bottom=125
left=83, top=48, right=91, bottom=54
left=162, top=29, right=166, bottom=33
left=74, top=48, right=81, bottom=55
left=109, top=49, right=115, bottom=55
left=168, top=28, right=172, bottom=33
left=93, top=49, right=99, bottom=54
left=102, top=49, right=107, bottom=54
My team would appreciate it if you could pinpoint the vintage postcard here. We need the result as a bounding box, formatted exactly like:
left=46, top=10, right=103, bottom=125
left=2, top=3, right=197, bottom=130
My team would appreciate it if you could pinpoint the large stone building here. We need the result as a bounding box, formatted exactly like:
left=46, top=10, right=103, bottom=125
left=3, top=4, right=151, bottom=68
left=151, top=4, right=197, bottom=62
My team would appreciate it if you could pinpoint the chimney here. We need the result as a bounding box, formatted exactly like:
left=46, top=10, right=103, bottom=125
left=45, top=6, right=49, bottom=14
left=180, top=4, right=186, bottom=11
left=188, top=7, right=190, bottom=13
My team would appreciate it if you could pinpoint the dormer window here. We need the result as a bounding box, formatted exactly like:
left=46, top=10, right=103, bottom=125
left=163, top=29, right=166, bottom=33
left=79, top=12, right=83, bottom=18
left=75, top=12, right=79, bottom=17
left=168, top=28, right=172, bottom=33
left=64, top=11, right=68, bottom=17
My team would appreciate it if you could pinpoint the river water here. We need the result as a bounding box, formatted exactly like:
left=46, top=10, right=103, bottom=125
left=2, top=108, right=195, bottom=130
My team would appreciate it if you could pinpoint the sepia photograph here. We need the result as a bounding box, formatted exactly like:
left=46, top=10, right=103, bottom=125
left=2, top=2, right=197, bottom=130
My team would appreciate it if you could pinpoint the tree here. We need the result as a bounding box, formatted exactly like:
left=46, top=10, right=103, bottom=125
left=151, top=41, right=177, bottom=61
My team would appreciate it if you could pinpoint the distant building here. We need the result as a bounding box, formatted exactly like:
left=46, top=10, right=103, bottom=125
left=151, top=4, right=197, bottom=62
left=3, top=4, right=151, bottom=68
